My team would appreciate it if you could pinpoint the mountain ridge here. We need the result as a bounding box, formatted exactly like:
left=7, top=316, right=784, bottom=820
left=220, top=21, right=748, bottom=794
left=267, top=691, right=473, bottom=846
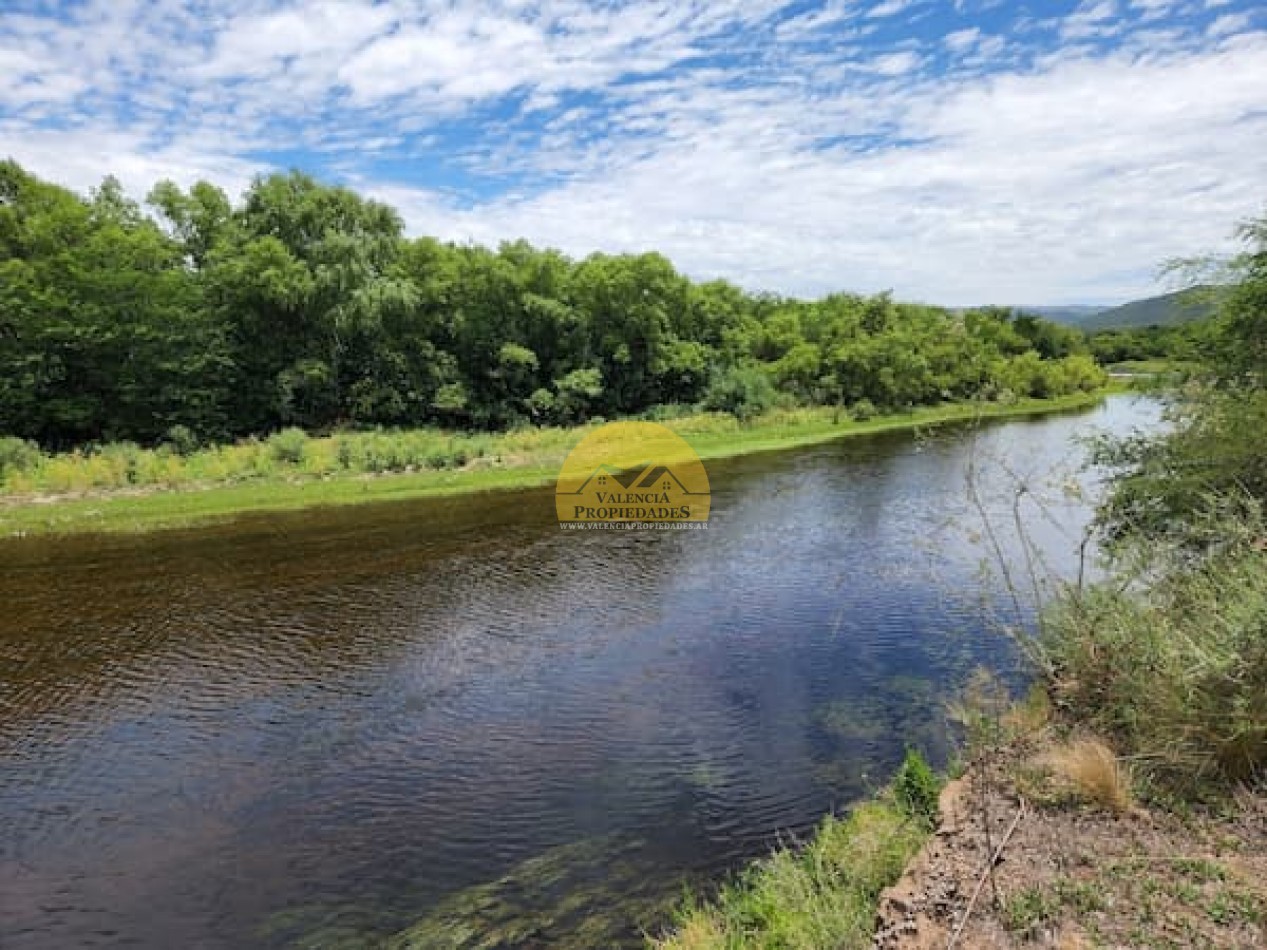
left=993, top=288, right=1219, bottom=330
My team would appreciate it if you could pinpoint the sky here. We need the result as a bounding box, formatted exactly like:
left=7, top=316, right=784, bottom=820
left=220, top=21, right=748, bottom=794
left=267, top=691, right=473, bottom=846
left=0, top=0, right=1264, bottom=306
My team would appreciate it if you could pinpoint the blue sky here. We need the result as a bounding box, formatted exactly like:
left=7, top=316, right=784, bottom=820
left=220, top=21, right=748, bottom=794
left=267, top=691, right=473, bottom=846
left=1, top=0, right=1264, bottom=304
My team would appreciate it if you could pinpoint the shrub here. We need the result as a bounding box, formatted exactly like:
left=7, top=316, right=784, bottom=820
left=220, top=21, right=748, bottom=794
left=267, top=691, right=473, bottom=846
left=1045, top=540, right=1267, bottom=792
left=0, top=436, right=43, bottom=479
left=525, top=387, right=556, bottom=423
left=335, top=435, right=356, bottom=470
left=642, top=403, right=692, bottom=422
left=163, top=425, right=200, bottom=457
left=97, top=441, right=143, bottom=485
left=893, top=748, right=942, bottom=827
left=268, top=427, right=309, bottom=465
left=850, top=398, right=877, bottom=422
left=702, top=365, right=776, bottom=422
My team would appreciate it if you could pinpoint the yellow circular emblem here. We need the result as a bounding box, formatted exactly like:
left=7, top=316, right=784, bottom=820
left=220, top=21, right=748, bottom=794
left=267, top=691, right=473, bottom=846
left=555, top=421, right=710, bottom=525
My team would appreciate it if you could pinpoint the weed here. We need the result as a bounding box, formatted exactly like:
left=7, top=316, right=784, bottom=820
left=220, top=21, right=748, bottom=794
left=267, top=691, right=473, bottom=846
left=1045, top=542, right=1267, bottom=792
left=0, top=436, right=44, bottom=480
left=1003, top=885, right=1059, bottom=938
left=893, top=748, right=941, bottom=827
left=1045, top=737, right=1134, bottom=813
left=652, top=801, right=926, bottom=950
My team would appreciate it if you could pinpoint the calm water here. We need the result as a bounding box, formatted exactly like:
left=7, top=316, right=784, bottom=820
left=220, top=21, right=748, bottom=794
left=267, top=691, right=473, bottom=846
left=0, top=396, right=1160, bottom=948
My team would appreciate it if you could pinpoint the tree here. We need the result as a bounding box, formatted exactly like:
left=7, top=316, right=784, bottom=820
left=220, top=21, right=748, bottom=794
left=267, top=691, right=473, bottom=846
left=0, top=159, right=1110, bottom=449
left=1097, top=211, right=1267, bottom=546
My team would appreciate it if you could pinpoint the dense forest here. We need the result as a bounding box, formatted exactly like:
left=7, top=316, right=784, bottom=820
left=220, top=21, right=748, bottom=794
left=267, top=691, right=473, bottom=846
left=0, top=160, right=1105, bottom=450
left=1085, top=320, right=1213, bottom=365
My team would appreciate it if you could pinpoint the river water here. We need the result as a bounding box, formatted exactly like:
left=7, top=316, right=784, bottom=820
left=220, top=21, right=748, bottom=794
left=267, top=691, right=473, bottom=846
left=0, top=396, right=1160, bottom=948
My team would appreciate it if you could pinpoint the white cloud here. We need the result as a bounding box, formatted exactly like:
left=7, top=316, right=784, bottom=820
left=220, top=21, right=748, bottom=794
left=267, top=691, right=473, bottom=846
left=0, top=128, right=264, bottom=202
left=364, top=34, right=1267, bottom=304
left=866, top=0, right=919, bottom=18
left=1060, top=0, right=1123, bottom=40
left=858, top=50, right=924, bottom=75
left=0, top=0, right=1263, bottom=305
left=1130, top=0, right=1180, bottom=16
left=943, top=27, right=981, bottom=53
left=1208, top=12, right=1254, bottom=36
left=191, top=0, right=396, bottom=81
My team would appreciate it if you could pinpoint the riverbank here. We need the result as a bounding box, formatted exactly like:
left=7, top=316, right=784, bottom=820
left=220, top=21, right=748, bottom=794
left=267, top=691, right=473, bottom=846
left=0, top=391, right=1110, bottom=538
left=655, top=698, right=1266, bottom=950
left=651, top=751, right=942, bottom=949
left=873, top=720, right=1266, bottom=949
left=657, top=518, right=1267, bottom=948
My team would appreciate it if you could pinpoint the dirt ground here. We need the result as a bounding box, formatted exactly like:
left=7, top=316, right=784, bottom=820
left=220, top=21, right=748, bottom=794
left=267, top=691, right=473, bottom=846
left=873, top=741, right=1267, bottom=949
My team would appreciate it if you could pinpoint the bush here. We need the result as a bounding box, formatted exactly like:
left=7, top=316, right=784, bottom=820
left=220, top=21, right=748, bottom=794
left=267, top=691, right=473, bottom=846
left=334, top=435, right=356, bottom=470
left=1045, top=539, right=1267, bottom=791
left=0, top=436, right=43, bottom=478
left=97, top=441, right=143, bottom=485
left=1096, top=389, right=1267, bottom=547
left=163, top=424, right=200, bottom=457
left=849, top=398, right=877, bottom=422
left=893, top=748, right=941, bottom=827
left=642, top=403, right=693, bottom=422
left=702, top=365, right=777, bottom=422
left=268, top=427, right=309, bottom=465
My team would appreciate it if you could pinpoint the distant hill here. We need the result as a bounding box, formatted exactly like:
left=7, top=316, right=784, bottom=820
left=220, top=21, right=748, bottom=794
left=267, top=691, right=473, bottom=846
left=1076, top=288, right=1218, bottom=331
left=1008, top=288, right=1220, bottom=332
left=1020, top=305, right=1105, bottom=323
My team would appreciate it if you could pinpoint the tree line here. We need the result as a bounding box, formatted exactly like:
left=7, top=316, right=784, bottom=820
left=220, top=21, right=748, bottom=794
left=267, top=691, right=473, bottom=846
left=0, top=160, right=1104, bottom=450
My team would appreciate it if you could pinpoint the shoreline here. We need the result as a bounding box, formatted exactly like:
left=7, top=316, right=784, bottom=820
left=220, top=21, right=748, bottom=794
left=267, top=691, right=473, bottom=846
left=871, top=730, right=1266, bottom=948
left=658, top=710, right=1266, bottom=950
left=0, top=391, right=1111, bottom=539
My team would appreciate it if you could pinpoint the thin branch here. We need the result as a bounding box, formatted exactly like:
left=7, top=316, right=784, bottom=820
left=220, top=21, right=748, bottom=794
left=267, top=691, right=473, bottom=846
left=947, top=797, right=1027, bottom=950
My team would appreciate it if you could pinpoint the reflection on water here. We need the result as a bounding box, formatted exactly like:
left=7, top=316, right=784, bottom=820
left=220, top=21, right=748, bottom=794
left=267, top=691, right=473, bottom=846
left=0, top=396, right=1161, bottom=948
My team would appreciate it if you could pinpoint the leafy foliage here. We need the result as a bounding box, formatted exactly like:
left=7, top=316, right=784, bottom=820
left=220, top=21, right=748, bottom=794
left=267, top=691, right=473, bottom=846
left=1094, top=214, right=1267, bottom=548
left=0, top=161, right=1106, bottom=450
left=1047, top=211, right=1267, bottom=796
left=893, top=748, right=942, bottom=827
left=0, top=436, right=40, bottom=477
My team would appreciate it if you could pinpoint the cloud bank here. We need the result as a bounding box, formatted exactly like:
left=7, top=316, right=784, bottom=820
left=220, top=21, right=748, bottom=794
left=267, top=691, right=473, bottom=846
left=1, top=0, right=1264, bottom=304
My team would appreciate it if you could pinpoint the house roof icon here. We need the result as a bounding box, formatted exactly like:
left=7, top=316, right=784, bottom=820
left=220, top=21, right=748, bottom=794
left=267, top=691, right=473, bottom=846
left=560, top=462, right=706, bottom=496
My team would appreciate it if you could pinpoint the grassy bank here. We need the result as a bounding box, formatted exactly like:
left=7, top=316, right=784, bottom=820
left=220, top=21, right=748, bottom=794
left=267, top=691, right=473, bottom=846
left=1104, top=358, right=1199, bottom=377
left=653, top=469, right=1267, bottom=950
left=0, top=391, right=1108, bottom=538
left=687, top=530, right=1267, bottom=949
left=651, top=751, right=940, bottom=950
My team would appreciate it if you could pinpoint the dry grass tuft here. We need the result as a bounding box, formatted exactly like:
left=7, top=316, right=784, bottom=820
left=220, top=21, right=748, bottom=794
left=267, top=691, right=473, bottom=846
left=1046, top=737, right=1134, bottom=813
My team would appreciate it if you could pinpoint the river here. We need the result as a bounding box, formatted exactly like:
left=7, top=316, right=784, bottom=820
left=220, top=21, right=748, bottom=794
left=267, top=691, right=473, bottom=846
left=0, top=395, right=1161, bottom=948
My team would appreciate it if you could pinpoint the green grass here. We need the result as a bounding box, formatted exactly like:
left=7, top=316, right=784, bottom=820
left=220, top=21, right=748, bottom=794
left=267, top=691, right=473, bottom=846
left=1104, top=359, right=1196, bottom=376
left=0, top=392, right=1108, bottom=538
left=650, top=799, right=927, bottom=949
left=1002, top=885, right=1061, bottom=937
left=650, top=752, right=940, bottom=950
